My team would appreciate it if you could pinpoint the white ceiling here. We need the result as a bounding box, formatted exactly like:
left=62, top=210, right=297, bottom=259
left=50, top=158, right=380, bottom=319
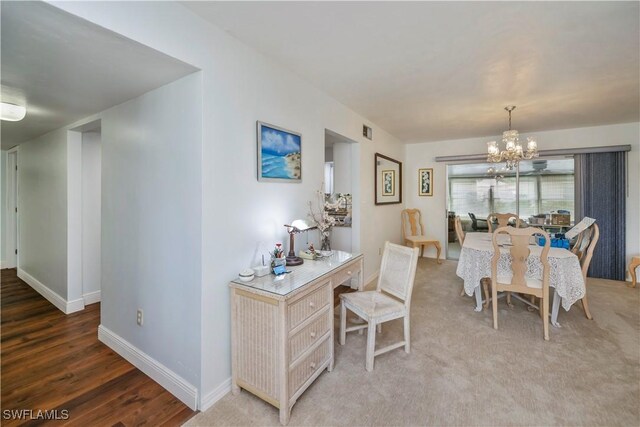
left=1, top=1, right=198, bottom=149
left=183, top=1, right=640, bottom=143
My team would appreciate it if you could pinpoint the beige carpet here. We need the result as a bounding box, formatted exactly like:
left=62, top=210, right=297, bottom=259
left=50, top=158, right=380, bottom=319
left=187, top=259, right=640, bottom=426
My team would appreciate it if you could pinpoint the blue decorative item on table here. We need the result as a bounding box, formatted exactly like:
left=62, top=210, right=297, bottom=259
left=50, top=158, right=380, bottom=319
left=536, top=234, right=569, bottom=249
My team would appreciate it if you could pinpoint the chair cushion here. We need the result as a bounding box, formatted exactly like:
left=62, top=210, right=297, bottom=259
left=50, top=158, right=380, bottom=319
left=405, top=235, right=438, bottom=243
left=497, top=274, right=543, bottom=289
left=340, top=291, right=406, bottom=318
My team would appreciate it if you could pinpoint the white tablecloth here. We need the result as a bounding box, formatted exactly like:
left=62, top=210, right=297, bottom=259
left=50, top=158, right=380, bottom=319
left=456, top=232, right=585, bottom=311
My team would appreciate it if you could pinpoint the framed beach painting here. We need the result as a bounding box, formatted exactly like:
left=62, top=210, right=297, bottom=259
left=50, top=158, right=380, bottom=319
left=418, top=168, right=433, bottom=196
left=257, top=121, right=302, bottom=182
left=375, top=153, right=402, bottom=205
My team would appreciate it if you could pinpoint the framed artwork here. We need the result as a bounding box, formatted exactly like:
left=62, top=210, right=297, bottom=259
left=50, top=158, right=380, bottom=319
left=382, top=170, right=395, bottom=196
left=418, top=168, right=433, bottom=196
left=375, top=153, right=402, bottom=205
left=257, top=121, right=302, bottom=182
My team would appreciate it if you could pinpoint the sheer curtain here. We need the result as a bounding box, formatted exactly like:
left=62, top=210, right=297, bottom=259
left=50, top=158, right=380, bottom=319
left=574, top=152, right=626, bottom=280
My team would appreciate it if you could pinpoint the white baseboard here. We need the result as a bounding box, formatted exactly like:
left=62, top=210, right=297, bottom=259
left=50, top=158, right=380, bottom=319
left=200, top=377, right=231, bottom=412
left=98, top=325, right=198, bottom=410
left=18, top=268, right=84, bottom=314
left=83, top=290, right=101, bottom=305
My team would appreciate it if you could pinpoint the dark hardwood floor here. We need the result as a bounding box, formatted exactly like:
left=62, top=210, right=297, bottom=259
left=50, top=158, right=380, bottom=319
left=1, top=268, right=196, bottom=426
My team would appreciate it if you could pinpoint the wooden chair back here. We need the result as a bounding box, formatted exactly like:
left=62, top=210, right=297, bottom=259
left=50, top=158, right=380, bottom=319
left=454, top=216, right=465, bottom=245
left=377, top=242, right=420, bottom=307
left=571, top=223, right=600, bottom=279
left=491, top=226, right=550, bottom=291
left=401, top=209, right=425, bottom=239
left=488, top=212, right=521, bottom=232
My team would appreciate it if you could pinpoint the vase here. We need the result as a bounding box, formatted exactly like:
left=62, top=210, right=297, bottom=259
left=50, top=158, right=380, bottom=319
left=321, top=233, right=331, bottom=251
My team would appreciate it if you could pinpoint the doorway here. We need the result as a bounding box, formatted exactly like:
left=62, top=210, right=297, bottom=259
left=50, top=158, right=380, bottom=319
left=324, top=130, right=357, bottom=252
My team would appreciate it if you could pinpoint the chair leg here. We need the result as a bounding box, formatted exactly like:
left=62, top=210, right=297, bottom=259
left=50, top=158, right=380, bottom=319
left=492, top=283, right=499, bottom=330
left=460, top=286, right=466, bottom=297
left=434, top=242, right=442, bottom=264
left=365, top=320, right=376, bottom=371
left=581, top=295, right=593, bottom=320
left=420, top=243, right=424, bottom=258
left=339, top=301, right=346, bottom=345
left=404, top=316, right=411, bottom=353
left=542, top=296, right=549, bottom=341
left=482, top=279, right=490, bottom=309
left=506, top=292, right=513, bottom=308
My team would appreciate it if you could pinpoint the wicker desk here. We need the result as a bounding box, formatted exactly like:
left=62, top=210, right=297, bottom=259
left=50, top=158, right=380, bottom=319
left=229, top=251, right=364, bottom=425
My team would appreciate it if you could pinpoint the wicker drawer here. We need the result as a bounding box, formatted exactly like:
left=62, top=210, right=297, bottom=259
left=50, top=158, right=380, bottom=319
left=333, top=261, right=362, bottom=288
left=287, top=283, right=330, bottom=330
left=289, top=309, right=330, bottom=362
left=288, top=338, right=330, bottom=396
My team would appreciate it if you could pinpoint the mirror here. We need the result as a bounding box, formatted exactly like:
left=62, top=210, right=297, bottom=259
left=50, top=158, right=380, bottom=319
left=375, top=153, right=402, bottom=205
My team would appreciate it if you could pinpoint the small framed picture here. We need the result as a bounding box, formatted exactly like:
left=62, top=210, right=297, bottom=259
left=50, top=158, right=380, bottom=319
left=418, top=168, right=433, bottom=196
left=382, top=170, right=395, bottom=196
left=257, top=121, right=302, bottom=182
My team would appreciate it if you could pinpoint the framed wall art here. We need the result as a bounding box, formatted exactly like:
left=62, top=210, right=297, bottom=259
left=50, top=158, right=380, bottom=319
left=418, top=168, right=433, bottom=196
left=257, top=121, right=302, bottom=182
left=375, top=153, right=402, bottom=205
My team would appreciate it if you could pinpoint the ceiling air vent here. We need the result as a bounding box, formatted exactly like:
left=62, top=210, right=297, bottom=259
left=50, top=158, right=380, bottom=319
left=363, top=125, right=372, bottom=140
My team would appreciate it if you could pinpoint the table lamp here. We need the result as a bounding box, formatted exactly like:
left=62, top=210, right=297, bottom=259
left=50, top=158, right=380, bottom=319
left=284, top=220, right=317, bottom=266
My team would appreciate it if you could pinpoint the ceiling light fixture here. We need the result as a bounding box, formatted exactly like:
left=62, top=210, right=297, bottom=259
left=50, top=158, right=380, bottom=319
left=1, top=102, right=27, bottom=121
left=486, top=106, right=539, bottom=223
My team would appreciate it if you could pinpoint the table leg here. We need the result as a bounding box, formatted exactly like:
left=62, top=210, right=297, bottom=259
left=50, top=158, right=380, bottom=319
left=551, top=289, right=561, bottom=328
left=474, top=287, right=483, bottom=312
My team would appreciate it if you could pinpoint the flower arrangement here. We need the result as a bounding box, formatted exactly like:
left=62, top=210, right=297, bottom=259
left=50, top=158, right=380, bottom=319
left=308, top=186, right=336, bottom=250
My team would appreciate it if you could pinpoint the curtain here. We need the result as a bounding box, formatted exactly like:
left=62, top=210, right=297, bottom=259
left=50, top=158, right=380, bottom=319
left=574, top=152, right=626, bottom=280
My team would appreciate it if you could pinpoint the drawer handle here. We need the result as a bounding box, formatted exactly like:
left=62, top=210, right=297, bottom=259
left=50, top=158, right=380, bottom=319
left=309, top=301, right=315, bottom=308
left=310, top=331, right=316, bottom=338
left=347, top=270, right=352, bottom=275
left=310, top=362, right=316, bottom=369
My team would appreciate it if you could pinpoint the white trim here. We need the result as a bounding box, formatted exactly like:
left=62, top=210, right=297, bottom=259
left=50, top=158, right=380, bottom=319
left=98, top=325, right=198, bottom=410
left=83, top=290, right=101, bottom=305
left=17, top=268, right=84, bottom=314
left=199, top=377, right=231, bottom=411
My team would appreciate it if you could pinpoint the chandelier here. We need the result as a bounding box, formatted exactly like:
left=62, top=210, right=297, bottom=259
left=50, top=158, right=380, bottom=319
left=487, top=106, right=538, bottom=169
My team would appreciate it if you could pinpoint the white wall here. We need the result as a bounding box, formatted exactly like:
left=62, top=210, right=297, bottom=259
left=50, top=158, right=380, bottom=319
left=18, top=128, right=69, bottom=298
left=1, top=150, right=6, bottom=267
left=404, top=122, right=640, bottom=276
left=99, top=73, right=203, bottom=389
left=48, top=1, right=405, bottom=406
left=82, top=131, right=101, bottom=299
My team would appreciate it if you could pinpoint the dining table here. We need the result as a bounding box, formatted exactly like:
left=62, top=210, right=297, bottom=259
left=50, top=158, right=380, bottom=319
left=456, top=231, right=586, bottom=327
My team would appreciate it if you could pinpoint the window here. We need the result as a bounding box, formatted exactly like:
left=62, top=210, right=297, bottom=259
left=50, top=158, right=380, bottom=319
left=447, top=159, right=575, bottom=221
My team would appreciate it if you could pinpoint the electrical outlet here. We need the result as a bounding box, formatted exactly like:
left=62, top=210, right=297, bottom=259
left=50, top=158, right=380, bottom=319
left=136, top=309, right=143, bottom=326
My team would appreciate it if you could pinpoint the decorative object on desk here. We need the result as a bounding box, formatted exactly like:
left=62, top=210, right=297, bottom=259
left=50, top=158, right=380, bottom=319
left=238, top=269, right=255, bottom=282
left=257, top=121, right=301, bottom=182
left=486, top=106, right=539, bottom=221
left=375, top=153, right=402, bottom=205
left=284, top=220, right=316, bottom=266
left=308, top=186, right=337, bottom=251
left=270, top=243, right=286, bottom=274
left=418, top=168, right=433, bottom=196
left=252, top=265, right=270, bottom=277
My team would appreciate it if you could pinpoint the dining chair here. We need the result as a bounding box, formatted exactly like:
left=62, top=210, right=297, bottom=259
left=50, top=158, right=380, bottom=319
left=491, top=226, right=552, bottom=340
left=339, top=242, right=420, bottom=371
left=468, top=212, right=489, bottom=232
left=487, top=212, right=523, bottom=232
left=401, top=208, right=442, bottom=263
left=570, top=222, right=600, bottom=319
